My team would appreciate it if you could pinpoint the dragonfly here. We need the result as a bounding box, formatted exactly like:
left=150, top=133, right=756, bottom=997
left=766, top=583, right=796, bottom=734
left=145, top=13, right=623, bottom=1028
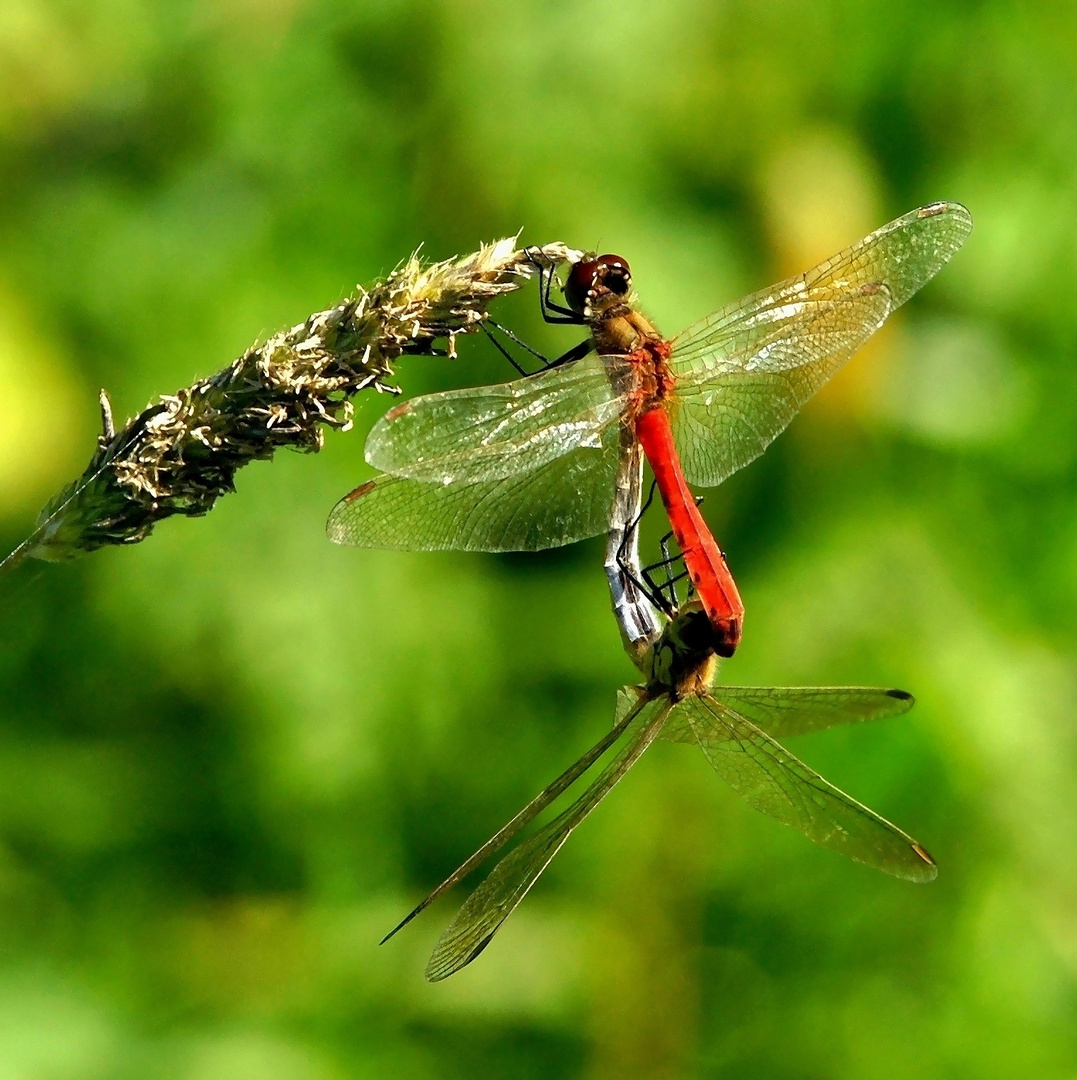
left=382, top=589, right=935, bottom=982
left=328, top=202, right=972, bottom=655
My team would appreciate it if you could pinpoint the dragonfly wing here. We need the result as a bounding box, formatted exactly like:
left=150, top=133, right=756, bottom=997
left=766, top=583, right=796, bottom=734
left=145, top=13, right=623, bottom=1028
left=663, top=686, right=914, bottom=739
left=670, top=202, right=972, bottom=487
left=382, top=687, right=648, bottom=946
left=365, top=354, right=627, bottom=484
left=425, top=693, right=671, bottom=982
left=675, top=694, right=936, bottom=882
left=671, top=287, right=889, bottom=487
left=328, top=420, right=621, bottom=551
left=673, top=202, right=972, bottom=378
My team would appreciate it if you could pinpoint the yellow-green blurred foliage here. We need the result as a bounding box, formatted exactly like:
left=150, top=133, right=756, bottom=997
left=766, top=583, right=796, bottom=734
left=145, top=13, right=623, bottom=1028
left=0, top=2, right=1074, bottom=1078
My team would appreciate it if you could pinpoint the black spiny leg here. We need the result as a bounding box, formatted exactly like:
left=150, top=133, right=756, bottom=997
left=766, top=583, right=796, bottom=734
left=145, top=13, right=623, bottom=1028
left=616, top=480, right=679, bottom=617
left=548, top=338, right=594, bottom=368
left=482, top=319, right=593, bottom=377
left=480, top=320, right=531, bottom=376
left=524, top=247, right=586, bottom=325
left=642, top=530, right=690, bottom=614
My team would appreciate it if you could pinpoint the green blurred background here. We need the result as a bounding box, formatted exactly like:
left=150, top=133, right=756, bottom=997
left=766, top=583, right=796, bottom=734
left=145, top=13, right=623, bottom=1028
left=0, top=2, right=1073, bottom=1077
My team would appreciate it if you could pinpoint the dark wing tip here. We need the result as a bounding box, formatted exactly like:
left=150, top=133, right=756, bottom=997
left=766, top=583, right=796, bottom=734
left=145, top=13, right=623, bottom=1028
left=917, top=200, right=972, bottom=223
left=910, top=841, right=938, bottom=880
left=326, top=480, right=378, bottom=544
left=343, top=479, right=377, bottom=504
left=886, top=688, right=915, bottom=705
left=384, top=401, right=413, bottom=422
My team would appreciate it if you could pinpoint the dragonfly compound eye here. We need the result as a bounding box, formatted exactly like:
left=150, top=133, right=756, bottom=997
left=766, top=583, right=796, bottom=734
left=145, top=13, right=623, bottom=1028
left=563, top=254, right=633, bottom=314
left=595, top=254, right=632, bottom=296
left=564, top=258, right=600, bottom=314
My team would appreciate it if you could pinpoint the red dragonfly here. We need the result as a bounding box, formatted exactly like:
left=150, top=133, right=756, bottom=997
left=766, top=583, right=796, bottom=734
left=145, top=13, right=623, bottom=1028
left=328, top=202, right=972, bottom=653
left=383, top=593, right=934, bottom=981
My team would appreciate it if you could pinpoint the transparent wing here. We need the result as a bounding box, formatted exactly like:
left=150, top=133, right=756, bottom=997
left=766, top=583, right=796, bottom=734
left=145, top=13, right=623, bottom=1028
left=327, top=421, right=621, bottom=552
left=662, top=686, right=914, bottom=741
left=365, top=354, right=628, bottom=484
left=425, top=692, right=672, bottom=982
left=381, top=687, right=647, bottom=946
left=670, top=287, right=890, bottom=487
left=675, top=694, right=936, bottom=882
left=669, top=202, right=972, bottom=487
left=673, top=202, right=972, bottom=378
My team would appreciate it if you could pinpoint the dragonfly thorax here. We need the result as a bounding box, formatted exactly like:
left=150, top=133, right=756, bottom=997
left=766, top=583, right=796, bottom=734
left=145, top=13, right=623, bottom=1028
left=592, top=308, right=664, bottom=357
left=644, top=602, right=720, bottom=700
left=621, top=338, right=676, bottom=423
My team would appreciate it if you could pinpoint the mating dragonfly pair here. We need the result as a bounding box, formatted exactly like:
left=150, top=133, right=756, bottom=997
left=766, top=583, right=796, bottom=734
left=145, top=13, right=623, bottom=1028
left=329, top=203, right=973, bottom=980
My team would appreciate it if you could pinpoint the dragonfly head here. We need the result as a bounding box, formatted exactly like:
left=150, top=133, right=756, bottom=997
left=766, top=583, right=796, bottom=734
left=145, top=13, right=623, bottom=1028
left=644, top=601, right=720, bottom=700
left=564, top=254, right=632, bottom=318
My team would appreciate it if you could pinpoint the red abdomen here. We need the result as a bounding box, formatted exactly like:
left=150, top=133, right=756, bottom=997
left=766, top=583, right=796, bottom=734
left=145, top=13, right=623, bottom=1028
left=634, top=405, right=743, bottom=657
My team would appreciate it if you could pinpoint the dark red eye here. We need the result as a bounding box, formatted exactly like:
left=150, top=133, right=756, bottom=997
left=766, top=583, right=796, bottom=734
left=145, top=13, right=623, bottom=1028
left=597, top=254, right=631, bottom=295
left=563, top=253, right=632, bottom=314
left=564, top=259, right=600, bottom=314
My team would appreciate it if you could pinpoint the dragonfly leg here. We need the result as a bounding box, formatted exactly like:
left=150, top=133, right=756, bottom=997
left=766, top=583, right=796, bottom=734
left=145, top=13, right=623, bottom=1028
left=618, top=479, right=686, bottom=614
left=481, top=320, right=592, bottom=377
left=480, top=321, right=535, bottom=376
left=618, top=514, right=678, bottom=619
left=614, top=475, right=703, bottom=616
left=549, top=338, right=594, bottom=368
left=656, top=529, right=686, bottom=610
left=619, top=554, right=676, bottom=618
left=616, top=478, right=658, bottom=569
left=642, top=537, right=690, bottom=613
left=524, top=247, right=585, bottom=324
left=494, top=319, right=593, bottom=371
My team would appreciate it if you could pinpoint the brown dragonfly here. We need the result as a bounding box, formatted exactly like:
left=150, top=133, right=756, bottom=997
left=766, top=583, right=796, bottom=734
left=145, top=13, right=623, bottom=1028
left=384, top=596, right=934, bottom=982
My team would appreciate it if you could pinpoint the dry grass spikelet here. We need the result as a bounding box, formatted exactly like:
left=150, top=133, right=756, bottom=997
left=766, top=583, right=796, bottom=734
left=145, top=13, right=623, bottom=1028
left=1, top=238, right=581, bottom=572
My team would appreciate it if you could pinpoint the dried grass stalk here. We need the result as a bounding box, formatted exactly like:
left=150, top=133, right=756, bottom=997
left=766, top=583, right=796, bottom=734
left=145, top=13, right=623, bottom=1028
left=2, top=239, right=580, bottom=571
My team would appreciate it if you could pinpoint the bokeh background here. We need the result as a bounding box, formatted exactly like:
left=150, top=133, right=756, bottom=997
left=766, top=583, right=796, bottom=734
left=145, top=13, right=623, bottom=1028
left=0, top=2, right=1074, bottom=1077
